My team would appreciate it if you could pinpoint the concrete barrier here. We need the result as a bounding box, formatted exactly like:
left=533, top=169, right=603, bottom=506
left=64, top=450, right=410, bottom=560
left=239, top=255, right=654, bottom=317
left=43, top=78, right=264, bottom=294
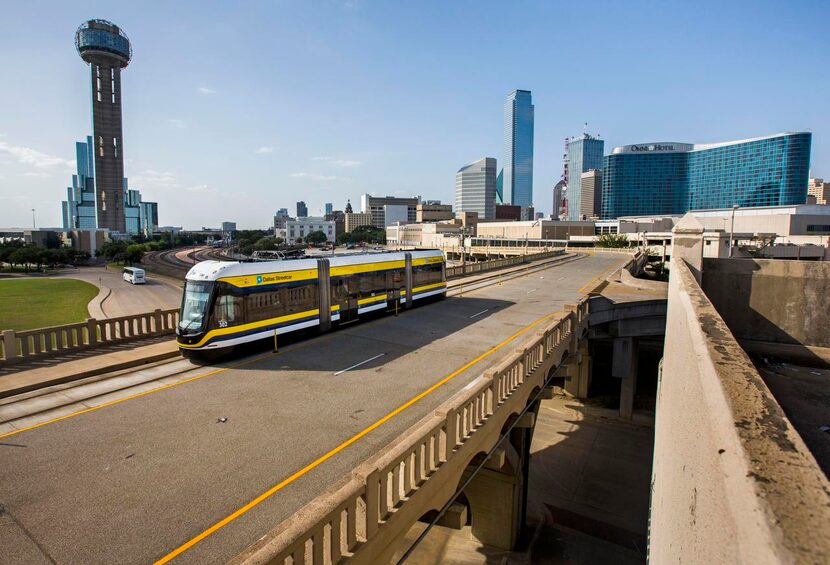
left=232, top=300, right=590, bottom=564
left=651, top=259, right=830, bottom=563
left=445, top=250, right=564, bottom=279
left=701, top=258, right=830, bottom=348
left=0, top=308, right=179, bottom=365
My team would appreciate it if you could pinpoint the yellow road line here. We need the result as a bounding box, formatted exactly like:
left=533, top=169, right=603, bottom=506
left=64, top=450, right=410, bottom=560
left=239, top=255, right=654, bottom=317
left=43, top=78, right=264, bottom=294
left=154, top=308, right=563, bottom=564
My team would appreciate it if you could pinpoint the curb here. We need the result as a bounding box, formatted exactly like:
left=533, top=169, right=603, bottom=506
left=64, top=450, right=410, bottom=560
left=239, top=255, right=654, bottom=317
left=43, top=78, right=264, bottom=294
left=0, top=349, right=181, bottom=400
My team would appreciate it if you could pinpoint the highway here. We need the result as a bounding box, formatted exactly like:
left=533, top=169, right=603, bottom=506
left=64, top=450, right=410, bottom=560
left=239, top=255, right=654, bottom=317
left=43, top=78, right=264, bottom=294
left=0, top=253, right=627, bottom=564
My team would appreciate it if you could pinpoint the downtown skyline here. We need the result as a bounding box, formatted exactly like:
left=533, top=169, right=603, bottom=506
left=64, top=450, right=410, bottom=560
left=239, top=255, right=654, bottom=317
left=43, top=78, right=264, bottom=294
left=0, top=1, right=827, bottom=229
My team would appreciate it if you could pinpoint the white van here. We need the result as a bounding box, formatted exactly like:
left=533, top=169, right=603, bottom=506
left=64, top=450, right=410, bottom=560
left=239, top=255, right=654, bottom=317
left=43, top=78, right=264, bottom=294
left=123, top=267, right=146, bottom=285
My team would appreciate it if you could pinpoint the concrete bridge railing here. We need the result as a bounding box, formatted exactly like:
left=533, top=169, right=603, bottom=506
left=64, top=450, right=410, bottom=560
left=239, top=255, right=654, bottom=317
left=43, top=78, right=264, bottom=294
left=652, top=258, right=830, bottom=563
left=0, top=309, right=180, bottom=365
left=445, top=249, right=564, bottom=278
left=234, top=299, right=590, bottom=564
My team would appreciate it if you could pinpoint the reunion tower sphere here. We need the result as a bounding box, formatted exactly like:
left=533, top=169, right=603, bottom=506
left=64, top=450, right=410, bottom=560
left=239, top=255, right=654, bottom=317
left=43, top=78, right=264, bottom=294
left=75, top=19, right=132, bottom=67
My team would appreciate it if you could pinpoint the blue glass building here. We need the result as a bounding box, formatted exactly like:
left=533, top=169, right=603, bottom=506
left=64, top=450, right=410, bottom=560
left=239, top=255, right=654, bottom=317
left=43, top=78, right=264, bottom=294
left=62, top=137, right=157, bottom=236
left=601, top=133, right=812, bottom=219
left=565, top=133, right=604, bottom=220
left=500, top=90, right=534, bottom=208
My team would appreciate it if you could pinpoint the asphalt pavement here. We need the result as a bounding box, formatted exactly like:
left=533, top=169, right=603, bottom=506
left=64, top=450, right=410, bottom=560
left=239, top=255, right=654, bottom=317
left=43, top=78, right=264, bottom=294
left=56, top=266, right=182, bottom=318
left=0, top=253, right=627, bottom=564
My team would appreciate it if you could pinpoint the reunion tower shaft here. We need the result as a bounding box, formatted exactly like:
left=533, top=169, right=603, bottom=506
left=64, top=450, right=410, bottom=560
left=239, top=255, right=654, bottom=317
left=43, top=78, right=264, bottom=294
left=75, top=19, right=132, bottom=233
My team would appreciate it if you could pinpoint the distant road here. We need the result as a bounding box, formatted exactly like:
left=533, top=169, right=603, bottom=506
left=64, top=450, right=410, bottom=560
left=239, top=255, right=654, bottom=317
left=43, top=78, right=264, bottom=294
left=56, top=266, right=181, bottom=318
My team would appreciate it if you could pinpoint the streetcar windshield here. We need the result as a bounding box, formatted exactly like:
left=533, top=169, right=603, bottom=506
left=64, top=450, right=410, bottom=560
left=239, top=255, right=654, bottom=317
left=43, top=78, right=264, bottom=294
left=179, top=281, right=213, bottom=333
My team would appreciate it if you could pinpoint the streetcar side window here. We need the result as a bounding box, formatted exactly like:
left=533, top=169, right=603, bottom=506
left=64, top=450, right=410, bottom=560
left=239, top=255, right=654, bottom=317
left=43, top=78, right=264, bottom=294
left=281, top=282, right=319, bottom=314
left=413, top=262, right=443, bottom=287
left=245, top=290, right=283, bottom=324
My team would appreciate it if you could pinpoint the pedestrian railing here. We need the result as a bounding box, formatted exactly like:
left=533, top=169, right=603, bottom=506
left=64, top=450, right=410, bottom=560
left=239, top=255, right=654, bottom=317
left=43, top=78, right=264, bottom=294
left=0, top=308, right=179, bottom=365
left=232, top=299, right=590, bottom=564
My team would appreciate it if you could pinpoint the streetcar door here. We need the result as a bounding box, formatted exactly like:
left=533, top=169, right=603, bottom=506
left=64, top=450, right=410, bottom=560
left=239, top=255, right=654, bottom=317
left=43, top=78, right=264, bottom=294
left=335, top=279, right=358, bottom=324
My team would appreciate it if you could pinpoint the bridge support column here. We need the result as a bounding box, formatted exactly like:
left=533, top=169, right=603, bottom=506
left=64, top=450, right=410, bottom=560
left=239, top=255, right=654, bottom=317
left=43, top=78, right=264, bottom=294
left=613, top=337, right=639, bottom=420
left=563, top=342, right=591, bottom=398
left=462, top=416, right=534, bottom=550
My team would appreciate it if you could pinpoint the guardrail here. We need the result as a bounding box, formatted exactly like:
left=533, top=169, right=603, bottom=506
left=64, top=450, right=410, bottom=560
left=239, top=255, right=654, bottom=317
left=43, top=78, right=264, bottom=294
left=234, top=299, right=590, bottom=564
left=0, top=309, right=180, bottom=365
left=446, top=249, right=564, bottom=279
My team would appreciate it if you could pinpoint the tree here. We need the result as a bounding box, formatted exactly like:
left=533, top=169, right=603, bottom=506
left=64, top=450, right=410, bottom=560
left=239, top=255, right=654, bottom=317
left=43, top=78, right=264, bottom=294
left=96, top=240, right=128, bottom=261
left=254, top=236, right=279, bottom=251
left=596, top=233, right=631, bottom=248
left=10, top=245, right=42, bottom=272
left=124, top=244, right=145, bottom=265
left=304, top=230, right=328, bottom=245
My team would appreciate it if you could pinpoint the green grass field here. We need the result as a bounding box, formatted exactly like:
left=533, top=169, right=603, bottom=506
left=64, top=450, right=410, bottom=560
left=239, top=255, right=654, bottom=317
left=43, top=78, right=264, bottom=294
left=0, top=278, right=99, bottom=331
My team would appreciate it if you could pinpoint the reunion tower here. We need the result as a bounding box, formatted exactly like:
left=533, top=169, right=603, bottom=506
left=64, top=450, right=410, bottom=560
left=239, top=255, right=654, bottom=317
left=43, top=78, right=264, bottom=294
left=75, top=19, right=132, bottom=233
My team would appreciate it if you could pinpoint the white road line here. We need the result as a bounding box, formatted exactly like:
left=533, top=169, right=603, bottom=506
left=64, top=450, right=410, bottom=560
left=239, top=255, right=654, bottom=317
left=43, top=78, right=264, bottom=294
left=334, top=353, right=386, bottom=376
left=526, top=288, right=538, bottom=294
left=469, top=309, right=489, bottom=319
left=557, top=277, right=565, bottom=281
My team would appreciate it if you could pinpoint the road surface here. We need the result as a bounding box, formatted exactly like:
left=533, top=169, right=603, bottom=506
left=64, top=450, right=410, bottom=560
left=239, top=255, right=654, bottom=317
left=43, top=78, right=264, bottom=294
left=0, top=253, right=626, bottom=564
left=57, top=266, right=182, bottom=318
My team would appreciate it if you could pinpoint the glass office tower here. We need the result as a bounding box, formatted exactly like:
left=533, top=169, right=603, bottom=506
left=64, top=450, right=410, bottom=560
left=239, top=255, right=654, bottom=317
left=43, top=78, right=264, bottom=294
left=62, top=137, right=98, bottom=230
left=62, top=138, right=156, bottom=236
left=565, top=133, right=604, bottom=220
left=456, top=157, right=497, bottom=219
left=601, top=133, right=812, bottom=219
left=501, top=90, right=534, bottom=208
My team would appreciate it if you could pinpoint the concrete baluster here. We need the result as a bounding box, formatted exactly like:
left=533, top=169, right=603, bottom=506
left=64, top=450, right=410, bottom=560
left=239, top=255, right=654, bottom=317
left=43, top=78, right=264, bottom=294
left=364, top=469, right=380, bottom=538
left=2, top=329, right=16, bottom=361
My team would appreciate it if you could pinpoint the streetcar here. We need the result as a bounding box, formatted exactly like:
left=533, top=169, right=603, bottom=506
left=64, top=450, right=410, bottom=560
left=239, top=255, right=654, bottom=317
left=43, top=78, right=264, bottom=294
left=176, top=250, right=446, bottom=355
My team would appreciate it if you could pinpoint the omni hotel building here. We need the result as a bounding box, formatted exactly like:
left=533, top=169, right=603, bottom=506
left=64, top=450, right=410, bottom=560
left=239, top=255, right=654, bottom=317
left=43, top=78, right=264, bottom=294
left=600, top=132, right=812, bottom=219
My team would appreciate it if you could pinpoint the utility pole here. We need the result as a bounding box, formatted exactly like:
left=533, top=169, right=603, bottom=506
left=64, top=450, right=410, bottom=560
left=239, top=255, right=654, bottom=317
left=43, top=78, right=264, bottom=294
left=730, top=204, right=740, bottom=258
left=31, top=208, right=36, bottom=229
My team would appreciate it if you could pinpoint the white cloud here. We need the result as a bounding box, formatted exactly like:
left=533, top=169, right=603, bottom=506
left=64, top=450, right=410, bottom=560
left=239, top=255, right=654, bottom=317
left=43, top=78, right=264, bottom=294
left=290, top=172, right=339, bottom=181
left=197, top=86, right=216, bottom=94
left=0, top=141, right=75, bottom=170
left=22, top=171, right=52, bottom=178
left=183, top=184, right=210, bottom=192
left=255, top=146, right=276, bottom=154
left=167, top=118, right=186, bottom=129
left=312, top=156, right=362, bottom=167
left=131, top=169, right=178, bottom=188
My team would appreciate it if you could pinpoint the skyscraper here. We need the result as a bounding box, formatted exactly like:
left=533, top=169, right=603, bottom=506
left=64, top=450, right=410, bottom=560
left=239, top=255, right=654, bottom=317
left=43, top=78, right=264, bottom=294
left=325, top=202, right=333, bottom=215
left=564, top=133, right=604, bottom=220
left=500, top=90, right=534, bottom=208
left=297, top=201, right=308, bottom=218
left=74, top=20, right=132, bottom=233
left=551, top=180, right=565, bottom=220
left=601, top=133, right=812, bottom=219
left=579, top=170, right=603, bottom=220
left=456, top=158, right=496, bottom=220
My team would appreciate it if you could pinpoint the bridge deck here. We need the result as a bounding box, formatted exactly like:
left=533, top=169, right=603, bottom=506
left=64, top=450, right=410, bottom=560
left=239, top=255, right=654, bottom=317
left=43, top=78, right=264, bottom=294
left=0, top=254, right=626, bottom=564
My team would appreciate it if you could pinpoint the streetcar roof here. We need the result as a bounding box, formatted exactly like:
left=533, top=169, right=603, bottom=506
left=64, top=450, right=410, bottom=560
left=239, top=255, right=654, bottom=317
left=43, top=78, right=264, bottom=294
left=184, top=249, right=443, bottom=282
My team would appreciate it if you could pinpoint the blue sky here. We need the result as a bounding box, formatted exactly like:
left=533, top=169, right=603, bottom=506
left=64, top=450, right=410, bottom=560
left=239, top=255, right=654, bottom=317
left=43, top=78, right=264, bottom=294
left=0, top=0, right=827, bottom=229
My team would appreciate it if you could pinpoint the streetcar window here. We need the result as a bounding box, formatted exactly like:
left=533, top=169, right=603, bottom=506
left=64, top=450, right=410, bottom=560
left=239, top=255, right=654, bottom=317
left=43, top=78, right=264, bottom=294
left=413, top=262, right=443, bottom=287
left=212, top=294, right=243, bottom=329
left=246, top=290, right=283, bottom=324
left=179, top=281, right=213, bottom=333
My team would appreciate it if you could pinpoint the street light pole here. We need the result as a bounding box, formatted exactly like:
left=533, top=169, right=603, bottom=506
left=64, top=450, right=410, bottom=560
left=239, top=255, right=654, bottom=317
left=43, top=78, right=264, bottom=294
left=31, top=208, right=36, bottom=229
left=730, top=204, right=739, bottom=258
